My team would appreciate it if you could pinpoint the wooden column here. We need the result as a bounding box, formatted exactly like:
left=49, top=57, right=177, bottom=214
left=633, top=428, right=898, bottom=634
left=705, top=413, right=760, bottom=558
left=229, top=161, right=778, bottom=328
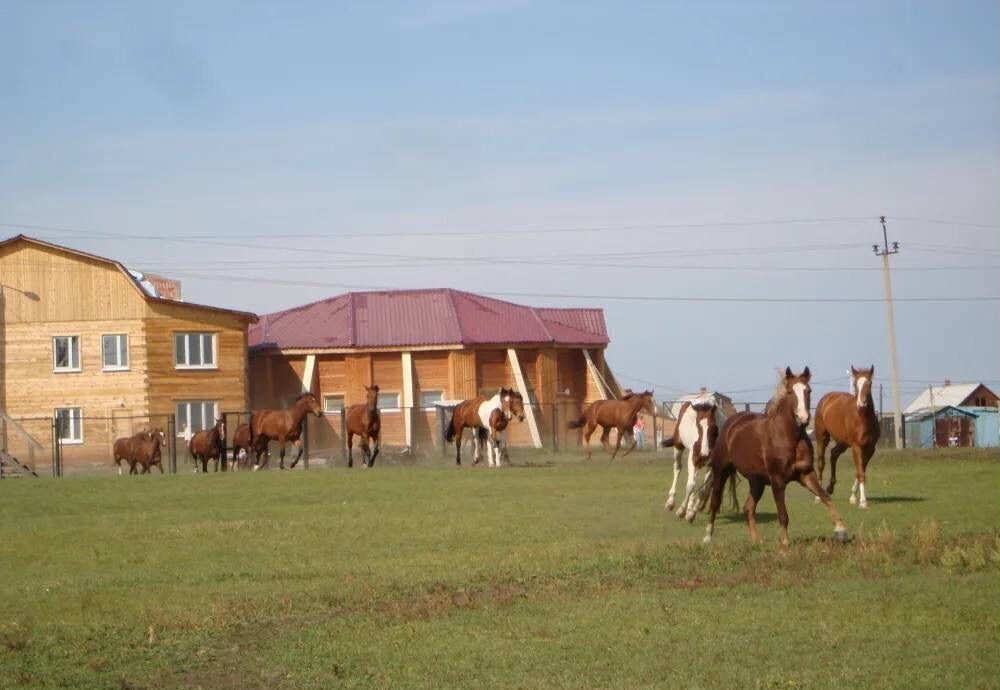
left=300, top=354, right=317, bottom=394
left=507, top=348, right=542, bottom=448
left=401, top=351, right=414, bottom=448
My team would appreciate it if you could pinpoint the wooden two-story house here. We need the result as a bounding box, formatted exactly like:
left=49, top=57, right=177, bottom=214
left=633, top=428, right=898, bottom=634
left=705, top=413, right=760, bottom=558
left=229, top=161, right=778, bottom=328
left=0, top=235, right=257, bottom=474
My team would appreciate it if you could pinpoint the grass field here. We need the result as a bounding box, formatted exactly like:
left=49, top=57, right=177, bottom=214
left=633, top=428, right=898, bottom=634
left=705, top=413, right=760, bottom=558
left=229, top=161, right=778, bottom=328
left=1, top=448, right=998, bottom=690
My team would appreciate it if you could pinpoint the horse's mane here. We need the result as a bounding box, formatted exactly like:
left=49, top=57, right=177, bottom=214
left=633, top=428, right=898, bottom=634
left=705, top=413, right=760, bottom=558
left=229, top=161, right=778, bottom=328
left=765, top=371, right=790, bottom=418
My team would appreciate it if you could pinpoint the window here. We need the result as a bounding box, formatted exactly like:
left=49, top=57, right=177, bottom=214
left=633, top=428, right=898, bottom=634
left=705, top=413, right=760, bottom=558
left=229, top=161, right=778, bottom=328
left=102, top=334, right=129, bottom=370
left=52, top=336, right=81, bottom=372
left=174, top=332, right=216, bottom=369
left=176, top=401, right=218, bottom=438
left=323, top=395, right=345, bottom=414
left=55, top=407, right=83, bottom=444
left=419, top=390, right=444, bottom=409
left=378, top=392, right=401, bottom=410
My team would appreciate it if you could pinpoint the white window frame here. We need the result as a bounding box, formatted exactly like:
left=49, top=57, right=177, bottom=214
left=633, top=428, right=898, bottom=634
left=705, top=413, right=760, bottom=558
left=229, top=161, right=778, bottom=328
left=419, top=390, right=444, bottom=410
left=378, top=391, right=402, bottom=412
left=52, top=335, right=81, bottom=373
left=175, top=400, right=219, bottom=440
left=174, top=332, right=218, bottom=370
left=102, top=333, right=130, bottom=371
left=55, top=407, right=83, bottom=444
left=323, top=394, right=345, bottom=415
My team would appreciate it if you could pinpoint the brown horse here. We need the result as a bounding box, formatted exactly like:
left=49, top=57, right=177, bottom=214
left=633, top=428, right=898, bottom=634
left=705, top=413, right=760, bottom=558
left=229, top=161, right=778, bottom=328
left=249, top=392, right=323, bottom=470
left=113, top=430, right=151, bottom=475
left=702, top=367, right=848, bottom=546
left=189, top=418, right=227, bottom=473
left=133, top=429, right=166, bottom=474
left=345, top=385, right=381, bottom=468
left=568, top=390, right=655, bottom=460
left=444, top=388, right=526, bottom=466
left=231, top=423, right=253, bottom=470
left=814, top=366, right=880, bottom=508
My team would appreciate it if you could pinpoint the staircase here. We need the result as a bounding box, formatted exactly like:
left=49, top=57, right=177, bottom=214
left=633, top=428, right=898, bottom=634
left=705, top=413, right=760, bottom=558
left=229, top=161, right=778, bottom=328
left=0, top=450, right=38, bottom=478
left=0, top=410, right=43, bottom=479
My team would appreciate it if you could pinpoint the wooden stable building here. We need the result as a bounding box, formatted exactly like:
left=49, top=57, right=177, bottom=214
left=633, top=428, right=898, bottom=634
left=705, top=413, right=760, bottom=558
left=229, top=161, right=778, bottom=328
left=0, top=235, right=257, bottom=473
left=248, top=289, right=618, bottom=453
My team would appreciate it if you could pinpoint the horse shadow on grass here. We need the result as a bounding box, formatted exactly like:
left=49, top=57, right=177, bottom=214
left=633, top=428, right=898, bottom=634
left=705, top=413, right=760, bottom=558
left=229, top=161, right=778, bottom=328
left=863, top=495, right=927, bottom=505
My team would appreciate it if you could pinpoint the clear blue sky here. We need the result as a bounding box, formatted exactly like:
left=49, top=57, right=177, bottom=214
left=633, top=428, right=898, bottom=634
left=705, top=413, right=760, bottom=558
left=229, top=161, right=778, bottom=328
left=2, top=1, right=998, bottom=403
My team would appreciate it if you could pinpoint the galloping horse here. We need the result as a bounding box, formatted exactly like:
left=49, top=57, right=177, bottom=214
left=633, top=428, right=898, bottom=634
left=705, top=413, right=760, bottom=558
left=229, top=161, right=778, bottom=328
left=568, top=390, right=655, bottom=460
left=249, top=392, right=323, bottom=470
left=814, top=366, right=880, bottom=508
left=133, top=429, right=166, bottom=475
left=444, top=388, right=526, bottom=466
left=346, top=385, right=381, bottom=468
left=189, top=418, right=227, bottom=473
left=113, top=430, right=151, bottom=475
left=702, top=367, right=848, bottom=546
left=662, top=397, right=723, bottom=520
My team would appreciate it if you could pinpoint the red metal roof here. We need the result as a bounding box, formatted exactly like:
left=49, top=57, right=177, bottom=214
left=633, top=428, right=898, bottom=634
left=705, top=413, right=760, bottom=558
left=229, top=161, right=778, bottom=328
left=249, top=288, right=609, bottom=350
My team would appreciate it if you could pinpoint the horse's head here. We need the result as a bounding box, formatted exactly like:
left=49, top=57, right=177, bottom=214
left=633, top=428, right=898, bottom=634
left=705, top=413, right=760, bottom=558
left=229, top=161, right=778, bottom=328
left=365, top=384, right=380, bottom=411
left=214, top=417, right=226, bottom=435
left=148, top=428, right=165, bottom=446
left=501, top=388, right=526, bottom=422
left=637, top=390, right=655, bottom=415
left=298, top=392, right=324, bottom=417
left=692, top=402, right=719, bottom=458
left=850, top=365, right=875, bottom=410
left=783, top=366, right=812, bottom=425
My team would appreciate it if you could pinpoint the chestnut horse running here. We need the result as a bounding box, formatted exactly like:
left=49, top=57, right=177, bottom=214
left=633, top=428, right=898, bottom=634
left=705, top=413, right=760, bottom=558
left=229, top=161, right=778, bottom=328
left=189, top=418, right=227, bottom=473
left=568, top=390, right=655, bottom=460
left=132, top=429, right=166, bottom=475
left=346, top=385, right=381, bottom=468
left=702, top=367, right=848, bottom=546
left=444, top=388, right=526, bottom=466
left=249, top=392, right=323, bottom=470
left=814, top=366, right=880, bottom=508
left=113, top=430, right=151, bottom=475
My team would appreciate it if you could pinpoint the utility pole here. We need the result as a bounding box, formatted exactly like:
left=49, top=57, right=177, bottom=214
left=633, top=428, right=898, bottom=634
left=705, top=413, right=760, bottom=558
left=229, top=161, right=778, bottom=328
left=874, top=216, right=903, bottom=449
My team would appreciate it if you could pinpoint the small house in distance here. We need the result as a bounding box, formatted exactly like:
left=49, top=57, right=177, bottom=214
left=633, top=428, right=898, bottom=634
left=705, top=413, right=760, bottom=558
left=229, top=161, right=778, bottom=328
left=903, top=381, right=999, bottom=448
left=247, top=288, right=617, bottom=454
left=0, top=235, right=257, bottom=473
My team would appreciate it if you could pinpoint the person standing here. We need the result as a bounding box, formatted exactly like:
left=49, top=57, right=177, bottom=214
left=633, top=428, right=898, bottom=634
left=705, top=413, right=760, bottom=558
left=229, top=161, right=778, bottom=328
left=633, top=414, right=646, bottom=449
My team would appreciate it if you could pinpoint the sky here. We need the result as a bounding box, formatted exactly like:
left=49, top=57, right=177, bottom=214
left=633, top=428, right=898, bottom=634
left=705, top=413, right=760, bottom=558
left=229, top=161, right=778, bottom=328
left=1, top=1, right=999, bottom=405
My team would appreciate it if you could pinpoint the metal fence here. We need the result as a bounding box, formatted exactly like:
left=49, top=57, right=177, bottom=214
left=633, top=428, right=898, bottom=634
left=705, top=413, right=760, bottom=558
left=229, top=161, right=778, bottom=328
left=5, top=398, right=894, bottom=477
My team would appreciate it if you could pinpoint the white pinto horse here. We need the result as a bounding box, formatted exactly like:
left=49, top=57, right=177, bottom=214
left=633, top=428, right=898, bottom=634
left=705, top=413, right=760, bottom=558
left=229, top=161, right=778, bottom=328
left=474, top=388, right=525, bottom=468
left=662, top=393, right=728, bottom=520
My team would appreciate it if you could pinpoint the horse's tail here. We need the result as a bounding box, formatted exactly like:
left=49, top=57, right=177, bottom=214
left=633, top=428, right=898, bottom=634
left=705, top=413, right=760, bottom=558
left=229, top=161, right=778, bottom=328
left=660, top=437, right=676, bottom=448
left=726, top=471, right=739, bottom=513
left=444, top=423, right=456, bottom=444
left=567, top=414, right=586, bottom=430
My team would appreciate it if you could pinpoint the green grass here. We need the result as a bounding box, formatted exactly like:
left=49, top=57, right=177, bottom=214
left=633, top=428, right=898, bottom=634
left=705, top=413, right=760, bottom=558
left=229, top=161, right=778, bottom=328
left=1, top=449, right=998, bottom=690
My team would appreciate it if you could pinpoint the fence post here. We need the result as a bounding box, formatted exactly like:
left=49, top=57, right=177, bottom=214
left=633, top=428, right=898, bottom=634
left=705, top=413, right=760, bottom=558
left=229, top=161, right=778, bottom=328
left=167, top=414, right=177, bottom=474
left=551, top=403, right=558, bottom=453
left=302, top=414, right=310, bottom=470
left=51, top=418, right=58, bottom=478
left=340, top=411, right=347, bottom=467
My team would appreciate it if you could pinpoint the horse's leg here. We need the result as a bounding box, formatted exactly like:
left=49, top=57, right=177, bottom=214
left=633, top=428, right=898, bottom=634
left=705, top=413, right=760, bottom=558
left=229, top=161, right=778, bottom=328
left=473, top=429, right=483, bottom=465
left=771, top=480, right=790, bottom=547
left=703, top=464, right=732, bottom=544
left=289, top=439, right=304, bottom=469
left=360, top=433, right=371, bottom=468
left=609, top=428, right=624, bottom=460
left=370, top=431, right=380, bottom=467
left=827, top=442, right=848, bottom=496
left=744, top=477, right=767, bottom=543
left=814, top=426, right=830, bottom=498
left=347, top=431, right=355, bottom=468
left=665, top=446, right=683, bottom=510
left=797, top=470, right=849, bottom=541
left=599, top=426, right=612, bottom=455
left=850, top=444, right=867, bottom=508
left=454, top=425, right=463, bottom=466
left=278, top=441, right=288, bottom=470
left=679, top=447, right=700, bottom=520
left=621, top=427, right=639, bottom=458
left=582, top=422, right=597, bottom=461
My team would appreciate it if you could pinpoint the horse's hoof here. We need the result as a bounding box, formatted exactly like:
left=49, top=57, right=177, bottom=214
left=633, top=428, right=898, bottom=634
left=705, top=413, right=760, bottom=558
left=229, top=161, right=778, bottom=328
left=859, top=501, right=868, bottom=509
left=848, top=495, right=857, bottom=505
left=685, top=510, right=698, bottom=523
left=665, top=498, right=675, bottom=511
left=702, top=535, right=712, bottom=544
left=814, top=496, right=821, bottom=503
left=834, top=527, right=849, bottom=543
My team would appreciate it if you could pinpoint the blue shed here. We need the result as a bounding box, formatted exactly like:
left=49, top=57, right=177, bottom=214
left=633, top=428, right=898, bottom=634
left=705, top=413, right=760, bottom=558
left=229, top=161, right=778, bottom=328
left=904, top=406, right=979, bottom=449
left=959, top=407, right=1000, bottom=448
